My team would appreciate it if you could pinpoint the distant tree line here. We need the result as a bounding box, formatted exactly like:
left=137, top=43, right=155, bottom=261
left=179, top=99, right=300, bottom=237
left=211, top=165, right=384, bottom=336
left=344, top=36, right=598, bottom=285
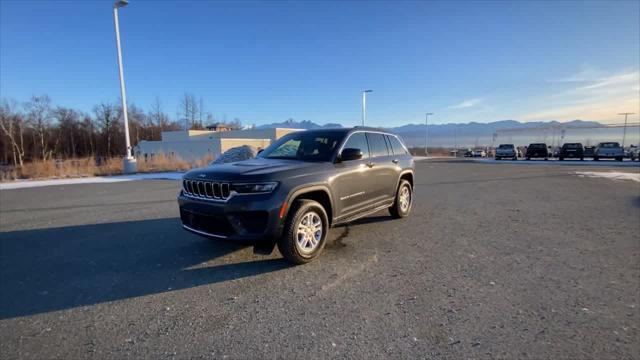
left=0, top=94, right=243, bottom=166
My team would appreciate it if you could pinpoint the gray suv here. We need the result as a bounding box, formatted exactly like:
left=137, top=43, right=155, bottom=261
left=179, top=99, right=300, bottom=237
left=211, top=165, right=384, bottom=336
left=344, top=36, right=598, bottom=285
left=178, top=127, right=415, bottom=264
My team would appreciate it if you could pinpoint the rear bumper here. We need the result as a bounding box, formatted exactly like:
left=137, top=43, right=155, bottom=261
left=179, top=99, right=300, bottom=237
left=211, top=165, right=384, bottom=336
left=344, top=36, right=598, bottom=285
left=560, top=152, right=583, bottom=158
left=177, top=190, right=286, bottom=247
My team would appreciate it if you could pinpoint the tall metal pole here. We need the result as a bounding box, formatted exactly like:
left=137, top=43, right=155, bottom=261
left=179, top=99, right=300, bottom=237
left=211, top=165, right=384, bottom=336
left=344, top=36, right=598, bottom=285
left=362, top=92, right=366, bottom=126
left=618, top=112, right=635, bottom=148
left=113, top=1, right=136, bottom=173
left=361, top=90, right=372, bottom=126
left=425, top=112, right=433, bottom=156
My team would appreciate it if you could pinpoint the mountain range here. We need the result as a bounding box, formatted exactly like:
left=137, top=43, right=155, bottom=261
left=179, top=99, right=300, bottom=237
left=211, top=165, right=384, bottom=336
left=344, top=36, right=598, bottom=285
left=255, top=119, right=631, bottom=147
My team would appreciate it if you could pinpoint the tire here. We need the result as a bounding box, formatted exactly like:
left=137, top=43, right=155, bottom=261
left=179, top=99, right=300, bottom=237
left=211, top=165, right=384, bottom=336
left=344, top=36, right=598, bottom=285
left=559, top=157, right=564, bottom=161
left=512, top=156, right=517, bottom=161
left=389, top=180, right=413, bottom=218
left=277, top=199, right=329, bottom=265
left=616, top=157, right=623, bottom=162
left=594, top=156, right=599, bottom=161
left=580, top=157, right=584, bottom=161
left=526, top=157, right=530, bottom=161
left=495, top=157, right=500, bottom=160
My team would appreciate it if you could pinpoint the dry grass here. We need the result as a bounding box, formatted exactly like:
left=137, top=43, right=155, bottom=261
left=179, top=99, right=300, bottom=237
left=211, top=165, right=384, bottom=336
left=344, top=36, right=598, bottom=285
left=0, top=153, right=214, bottom=182
left=408, top=147, right=454, bottom=157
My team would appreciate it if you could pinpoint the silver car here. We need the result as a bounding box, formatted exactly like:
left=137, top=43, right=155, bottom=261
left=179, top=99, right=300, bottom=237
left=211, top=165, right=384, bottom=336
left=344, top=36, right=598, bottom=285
left=594, top=142, right=624, bottom=161
left=495, top=144, right=519, bottom=160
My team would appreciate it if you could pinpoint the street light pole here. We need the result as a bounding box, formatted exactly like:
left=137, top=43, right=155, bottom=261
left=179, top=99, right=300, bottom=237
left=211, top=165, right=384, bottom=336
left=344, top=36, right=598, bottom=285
left=425, top=112, right=434, bottom=156
left=618, top=112, right=635, bottom=148
left=113, top=0, right=136, bottom=173
left=362, top=90, right=373, bottom=126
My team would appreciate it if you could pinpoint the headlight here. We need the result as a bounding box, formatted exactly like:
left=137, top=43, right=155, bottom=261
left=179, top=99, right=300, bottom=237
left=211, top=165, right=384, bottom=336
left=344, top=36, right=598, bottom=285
left=231, top=182, right=278, bottom=194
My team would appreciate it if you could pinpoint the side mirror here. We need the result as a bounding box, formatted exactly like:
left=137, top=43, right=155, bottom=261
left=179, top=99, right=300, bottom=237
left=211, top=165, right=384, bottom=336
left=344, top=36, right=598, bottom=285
left=339, top=148, right=363, bottom=162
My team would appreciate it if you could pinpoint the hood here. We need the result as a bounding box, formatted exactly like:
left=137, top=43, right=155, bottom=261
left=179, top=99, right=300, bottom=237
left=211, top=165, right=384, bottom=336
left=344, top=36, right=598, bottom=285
left=184, top=157, right=328, bottom=180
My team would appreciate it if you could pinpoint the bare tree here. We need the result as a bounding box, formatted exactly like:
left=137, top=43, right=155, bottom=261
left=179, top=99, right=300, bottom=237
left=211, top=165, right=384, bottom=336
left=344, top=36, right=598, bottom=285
left=93, top=102, right=118, bottom=157
left=0, top=99, right=26, bottom=166
left=179, top=93, right=199, bottom=130
left=25, top=95, right=53, bottom=160
left=55, top=107, right=80, bottom=157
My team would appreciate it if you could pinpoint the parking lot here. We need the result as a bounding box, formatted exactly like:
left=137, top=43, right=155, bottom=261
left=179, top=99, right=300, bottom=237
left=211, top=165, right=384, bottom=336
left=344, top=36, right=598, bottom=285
left=1, top=159, right=638, bottom=359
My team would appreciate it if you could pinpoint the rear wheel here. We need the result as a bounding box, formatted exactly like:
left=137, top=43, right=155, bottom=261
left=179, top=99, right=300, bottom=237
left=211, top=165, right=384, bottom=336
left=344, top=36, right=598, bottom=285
left=616, top=156, right=623, bottom=162
left=277, top=200, right=329, bottom=265
left=389, top=180, right=413, bottom=218
left=559, top=157, right=564, bottom=161
left=594, top=156, right=599, bottom=161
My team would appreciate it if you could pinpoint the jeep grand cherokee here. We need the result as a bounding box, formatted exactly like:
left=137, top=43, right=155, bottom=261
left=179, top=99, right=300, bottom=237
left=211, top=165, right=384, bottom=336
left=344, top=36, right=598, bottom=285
left=178, top=127, right=415, bottom=264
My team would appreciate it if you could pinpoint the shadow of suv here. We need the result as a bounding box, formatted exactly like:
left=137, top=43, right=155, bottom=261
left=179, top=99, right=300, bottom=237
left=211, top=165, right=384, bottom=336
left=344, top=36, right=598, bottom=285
left=178, top=127, right=415, bottom=264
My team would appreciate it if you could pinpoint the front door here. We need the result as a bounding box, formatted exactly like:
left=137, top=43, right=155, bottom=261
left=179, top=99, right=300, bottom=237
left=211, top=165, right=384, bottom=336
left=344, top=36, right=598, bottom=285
left=332, top=132, right=374, bottom=218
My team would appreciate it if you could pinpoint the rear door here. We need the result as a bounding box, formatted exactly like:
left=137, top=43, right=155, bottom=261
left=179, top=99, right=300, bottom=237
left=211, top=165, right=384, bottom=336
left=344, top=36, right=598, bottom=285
left=365, top=132, right=397, bottom=203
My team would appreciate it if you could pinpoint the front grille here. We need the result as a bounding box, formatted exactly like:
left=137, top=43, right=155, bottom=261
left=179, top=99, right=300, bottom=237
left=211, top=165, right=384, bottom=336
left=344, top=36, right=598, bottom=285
left=183, top=179, right=231, bottom=200
left=180, top=209, right=235, bottom=237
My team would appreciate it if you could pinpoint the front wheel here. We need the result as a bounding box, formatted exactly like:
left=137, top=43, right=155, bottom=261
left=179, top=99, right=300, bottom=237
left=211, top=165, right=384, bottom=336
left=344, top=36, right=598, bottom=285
left=389, top=180, right=413, bottom=218
left=277, top=199, right=329, bottom=264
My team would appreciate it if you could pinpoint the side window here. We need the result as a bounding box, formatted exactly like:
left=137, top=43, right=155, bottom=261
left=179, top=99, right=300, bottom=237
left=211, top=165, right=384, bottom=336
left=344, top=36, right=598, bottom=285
left=342, top=132, right=369, bottom=159
left=387, top=135, right=408, bottom=155
left=366, top=133, right=389, bottom=157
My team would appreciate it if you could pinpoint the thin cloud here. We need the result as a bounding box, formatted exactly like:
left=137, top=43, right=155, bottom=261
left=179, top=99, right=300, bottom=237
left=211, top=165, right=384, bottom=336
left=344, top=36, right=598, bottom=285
left=449, top=98, right=483, bottom=109
left=521, top=69, right=639, bottom=123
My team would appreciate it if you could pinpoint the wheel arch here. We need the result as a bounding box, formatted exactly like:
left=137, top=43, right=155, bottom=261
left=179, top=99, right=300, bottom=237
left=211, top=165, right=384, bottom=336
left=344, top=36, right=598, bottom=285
left=398, top=170, right=414, bottom=188
left=285, top=185, right=334, bottom=226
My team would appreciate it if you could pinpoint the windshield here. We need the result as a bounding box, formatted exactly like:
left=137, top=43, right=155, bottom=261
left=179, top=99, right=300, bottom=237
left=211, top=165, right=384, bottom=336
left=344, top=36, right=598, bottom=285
left=563, top=143, right=582, bottom=149
left=599, top=142, right=620, bottom=148
left=258, top=131, right=345, bottom=162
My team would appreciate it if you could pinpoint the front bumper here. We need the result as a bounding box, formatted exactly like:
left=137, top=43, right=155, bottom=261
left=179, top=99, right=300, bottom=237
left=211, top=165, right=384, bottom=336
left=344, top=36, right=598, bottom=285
left=177, top=190, right=286, bottom=246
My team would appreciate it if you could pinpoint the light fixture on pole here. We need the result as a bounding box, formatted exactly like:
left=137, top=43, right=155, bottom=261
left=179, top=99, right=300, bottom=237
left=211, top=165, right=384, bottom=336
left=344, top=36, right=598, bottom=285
left=361, top=90, right=373, bottom=126
left=113, top=0, right=137, bottom=174
left=425, top=112, right=434, bottom=156
left=618, top=112, right=635, bottom=148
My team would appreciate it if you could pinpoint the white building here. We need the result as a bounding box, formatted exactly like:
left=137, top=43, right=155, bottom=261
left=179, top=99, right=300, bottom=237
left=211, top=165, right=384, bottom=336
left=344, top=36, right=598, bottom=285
left=136, top=128, right=301, bottom=161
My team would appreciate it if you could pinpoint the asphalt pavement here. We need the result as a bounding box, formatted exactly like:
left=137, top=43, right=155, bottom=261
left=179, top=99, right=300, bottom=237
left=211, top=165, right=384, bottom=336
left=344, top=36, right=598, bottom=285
left=1, top=159, right=638, bottom=359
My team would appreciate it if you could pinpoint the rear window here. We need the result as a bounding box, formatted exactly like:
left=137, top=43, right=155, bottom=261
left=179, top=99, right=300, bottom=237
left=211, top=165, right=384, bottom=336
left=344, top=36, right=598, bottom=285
left=563, top=143, right=582, bottom=149
left=498, top=144, right=514, bottom=149
left=366, top=133, right=390, bottom=157
left=386, top=135, right=408, bottom=155
left=600, top=142, right=620, bottom=148
left=529, top=144, right=546, bottom=149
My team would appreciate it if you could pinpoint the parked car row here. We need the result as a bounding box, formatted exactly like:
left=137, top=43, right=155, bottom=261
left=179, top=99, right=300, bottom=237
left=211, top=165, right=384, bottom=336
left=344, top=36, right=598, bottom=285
left=494, top=142, right=638, bottom=161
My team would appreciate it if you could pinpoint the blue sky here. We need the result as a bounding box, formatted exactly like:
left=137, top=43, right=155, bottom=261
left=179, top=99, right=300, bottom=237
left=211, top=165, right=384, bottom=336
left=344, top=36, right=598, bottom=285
left=1, top=0, right=638, bottom=127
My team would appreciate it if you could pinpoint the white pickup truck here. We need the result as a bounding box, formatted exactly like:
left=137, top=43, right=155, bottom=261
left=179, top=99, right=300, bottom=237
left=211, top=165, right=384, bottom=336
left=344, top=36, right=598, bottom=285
left=495, top=144, right=519, bottom=160
left=594, top=142, right=624, bottom=161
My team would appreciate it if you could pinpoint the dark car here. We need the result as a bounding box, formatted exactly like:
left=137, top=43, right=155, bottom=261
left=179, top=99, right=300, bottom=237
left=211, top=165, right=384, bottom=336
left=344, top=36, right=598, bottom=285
left=525, top=143, right=549, bottom=160
left=583, top=146, right=595, bottom=158
left=559, top=143, right=584, bottom=161
left=177, top=127, right=415, bottom=264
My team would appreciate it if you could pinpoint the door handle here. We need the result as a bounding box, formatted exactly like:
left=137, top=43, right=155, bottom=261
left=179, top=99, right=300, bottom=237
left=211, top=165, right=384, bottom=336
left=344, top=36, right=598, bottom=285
left=392, top=159, right=399, bottom=164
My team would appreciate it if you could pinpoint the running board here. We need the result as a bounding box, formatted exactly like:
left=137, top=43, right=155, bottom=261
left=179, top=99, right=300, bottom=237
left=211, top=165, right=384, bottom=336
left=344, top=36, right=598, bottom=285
left=332, top=203, right=393, bottom=226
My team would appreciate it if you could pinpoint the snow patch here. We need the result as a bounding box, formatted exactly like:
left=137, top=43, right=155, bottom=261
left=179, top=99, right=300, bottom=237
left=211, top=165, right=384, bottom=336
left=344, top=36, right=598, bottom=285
left=575, top=171, right=640, bottom=183
left=0, top=172, right=184, bottom=190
